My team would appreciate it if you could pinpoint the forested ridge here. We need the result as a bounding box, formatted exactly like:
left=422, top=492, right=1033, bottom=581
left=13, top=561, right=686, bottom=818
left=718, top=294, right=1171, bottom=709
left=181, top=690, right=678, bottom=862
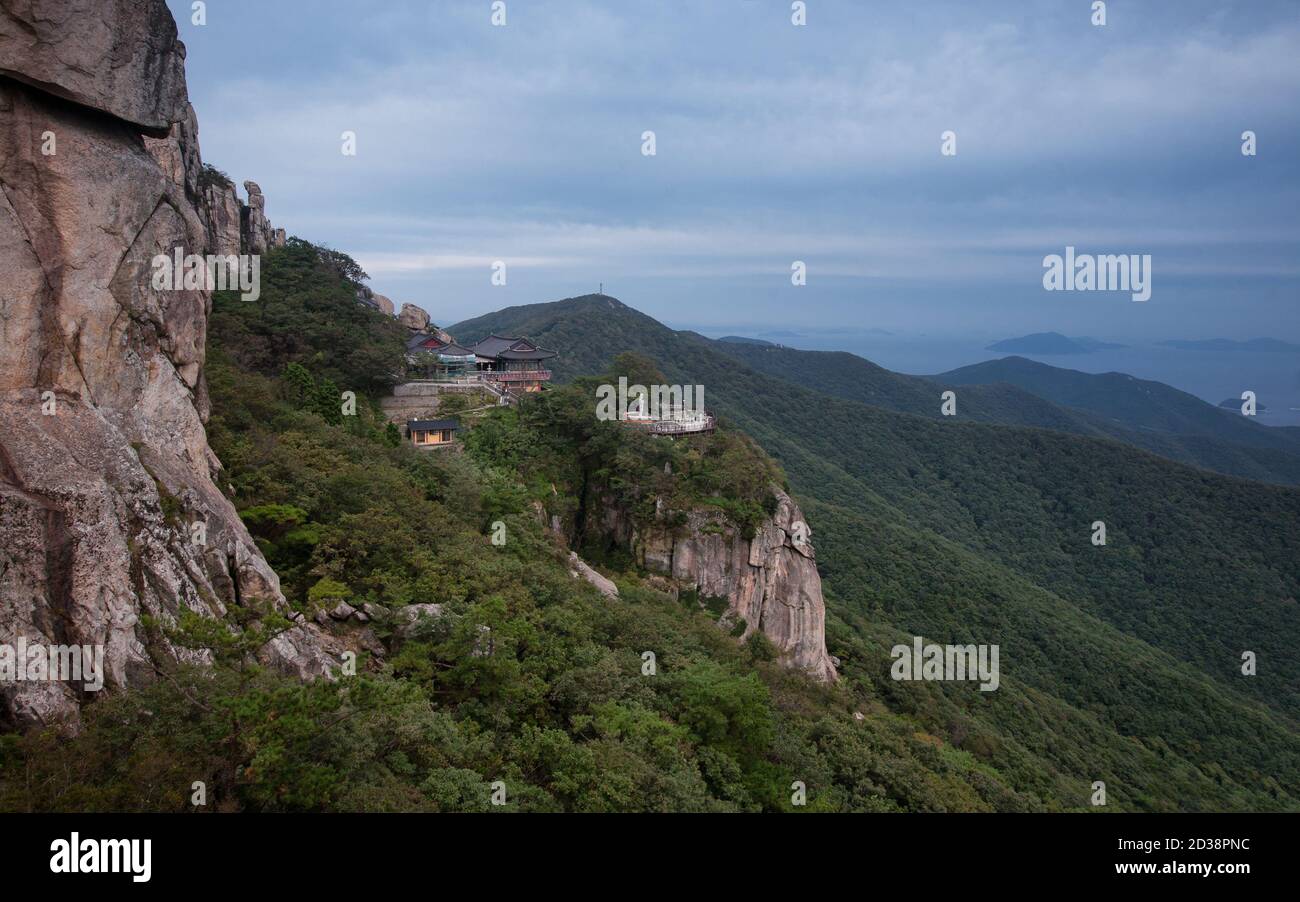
left=0, top=245, right=1054, bottom=812
left=3, top=260, right=1294, bottom=812
left=455, top=294, right=1300, bottom=810
left=711, top=339, right=1300, bottom=486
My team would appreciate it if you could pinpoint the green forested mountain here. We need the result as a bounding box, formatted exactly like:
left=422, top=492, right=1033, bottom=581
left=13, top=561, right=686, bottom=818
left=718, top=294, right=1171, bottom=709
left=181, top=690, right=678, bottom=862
left=708, top=339, right=1300, bottom=486
left=0, top=249, right=1065, bottom=813
left=938, top=356, right=1299, bottom=452
left=6, top=276, right=1295, bottom=812
left=455, top=294, right=1300, bottom=809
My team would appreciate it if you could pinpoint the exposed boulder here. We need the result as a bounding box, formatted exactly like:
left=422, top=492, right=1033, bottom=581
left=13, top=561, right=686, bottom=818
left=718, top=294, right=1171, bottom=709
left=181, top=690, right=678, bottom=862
left=0, top=0, right=333, bottom=729
left=395, top=603, right=445, bottom=639
left=328, top=602, right=358, bottom=621
left=355, top=287, right=396, bottom=317
left=569, top=552, right=619, bottom=599
left=398, top=303, right=431, bottom=332
left=0, top=0, right=189, bottom=135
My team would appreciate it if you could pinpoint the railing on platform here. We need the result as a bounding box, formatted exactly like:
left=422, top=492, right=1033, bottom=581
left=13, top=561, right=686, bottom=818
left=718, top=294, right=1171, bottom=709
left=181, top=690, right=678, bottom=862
left=406, top=370, right=553, bottom=385
left=487, top=369, right=552, bottom=382
left=622, top=414, right=716, bottom=435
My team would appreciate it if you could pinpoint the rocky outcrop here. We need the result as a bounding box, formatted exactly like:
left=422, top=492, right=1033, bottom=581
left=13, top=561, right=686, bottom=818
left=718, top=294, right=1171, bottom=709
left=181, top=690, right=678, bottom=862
left=635, top=490, right=837, bottom=682
left=569, top=553, right=619, bottom=599
left=234, top=180, right=285, bottom=255
left=395, top=603, right=444, bottom=639
left=135, top=95, right=258, bottom=261
left=203, top=180, right=243, bottom=259
left=0, top=0, right=333, bottom=728
left=399, top=303, right=431, bottom=332
left=143, top=106, right=264, bottom=265
left=355, top=286, right=395, bottom=317
left=240, top=180, right=273, bottom=255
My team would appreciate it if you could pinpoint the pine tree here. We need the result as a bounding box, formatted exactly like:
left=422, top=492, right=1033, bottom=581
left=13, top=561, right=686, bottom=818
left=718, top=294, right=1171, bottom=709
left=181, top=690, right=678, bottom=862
left=313, top=376, right=343, bottom=425
left=283, top=362, right=316, bottom=408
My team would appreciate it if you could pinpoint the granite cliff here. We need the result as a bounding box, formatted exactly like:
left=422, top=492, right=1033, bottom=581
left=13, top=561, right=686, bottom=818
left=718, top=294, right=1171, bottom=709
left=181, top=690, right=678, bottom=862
left=0, top=0, right=331, bottom=728
left=572, top=483, right=837, bottom=683
left=634, top=489, right=838, bottom=682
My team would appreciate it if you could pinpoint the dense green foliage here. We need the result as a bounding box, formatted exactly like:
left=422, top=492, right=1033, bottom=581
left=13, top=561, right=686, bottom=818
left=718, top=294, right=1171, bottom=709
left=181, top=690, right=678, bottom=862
left=713, top=340, right=1300, bottom=486
left=209, top=238, right=409, bottom=395
left=4, top=272, right=1295, bottom=812
left=453, top=294, right=1300, bottom=810
left=0, top=248, right=1059, bottom=813
left=465, top=352, right=784, bottom=553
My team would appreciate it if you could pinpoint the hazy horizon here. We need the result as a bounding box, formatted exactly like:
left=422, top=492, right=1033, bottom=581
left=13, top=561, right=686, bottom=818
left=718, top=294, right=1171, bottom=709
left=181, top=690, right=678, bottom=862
left=169, top=0, right=1299, bottom=344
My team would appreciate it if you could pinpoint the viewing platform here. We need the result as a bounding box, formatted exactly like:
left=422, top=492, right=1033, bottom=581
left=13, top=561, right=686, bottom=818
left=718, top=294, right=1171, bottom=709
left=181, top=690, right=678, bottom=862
left=622, top=414, right=716, bottom=435
left=489, top=369, right=553, bottom=383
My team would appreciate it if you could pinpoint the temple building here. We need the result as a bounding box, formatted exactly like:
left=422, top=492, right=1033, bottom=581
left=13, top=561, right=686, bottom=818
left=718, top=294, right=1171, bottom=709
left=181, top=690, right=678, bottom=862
left=406, top=334, right=479, bottom=379
left=406, top=418, right=459, bottom=449
left=467, top=335, right=557, bottom=393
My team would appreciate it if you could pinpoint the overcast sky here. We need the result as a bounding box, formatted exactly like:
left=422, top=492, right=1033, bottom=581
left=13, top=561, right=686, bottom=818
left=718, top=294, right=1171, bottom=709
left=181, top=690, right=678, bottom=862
left=169, top=0, right=1299, bottom=341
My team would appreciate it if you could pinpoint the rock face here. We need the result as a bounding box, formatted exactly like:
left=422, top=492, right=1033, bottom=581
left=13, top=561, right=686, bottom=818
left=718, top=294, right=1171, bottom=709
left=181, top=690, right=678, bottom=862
left=0, top=0, right=333, bottom=729
left=240, top=180, right=273, bottom=255
left=0, top=0, right=188, bottom=135
left=636, top=490, right=838, bottom=682
left=203, top=180, right=243, bottom=258
left=399, top=303, right=431, bottom=332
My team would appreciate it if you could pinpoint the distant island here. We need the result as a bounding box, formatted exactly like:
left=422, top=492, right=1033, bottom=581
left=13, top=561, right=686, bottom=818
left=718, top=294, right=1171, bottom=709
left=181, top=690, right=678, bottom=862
left=1163, top=338, right=1300, bottom=353
left=987, top=332, right=1126, bottom=354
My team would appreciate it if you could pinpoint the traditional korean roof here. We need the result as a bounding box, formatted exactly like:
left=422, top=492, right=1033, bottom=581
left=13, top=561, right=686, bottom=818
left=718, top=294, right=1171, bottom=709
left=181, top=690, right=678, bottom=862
left=469, top=334, right=557, bottom=361
left=497, top=346, right=556, bottom=361
left=467, top=334, right=518, bottom=357
left=406, top=335, right=476, bottom=358
left=406, top=333, right=441, bottom=351
left=407, top=419, right=460, bottom=431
